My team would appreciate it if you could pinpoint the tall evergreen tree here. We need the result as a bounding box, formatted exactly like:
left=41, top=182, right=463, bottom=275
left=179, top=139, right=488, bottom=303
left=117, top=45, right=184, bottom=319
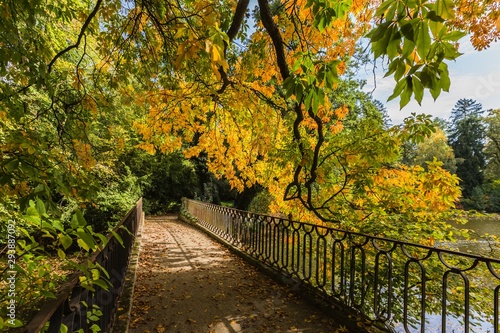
left=448, top=99, right=486, bottom=198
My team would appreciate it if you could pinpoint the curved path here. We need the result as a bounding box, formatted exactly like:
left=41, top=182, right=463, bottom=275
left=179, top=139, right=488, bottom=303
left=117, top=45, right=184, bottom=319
left=127, top=216, right=350, bottom=333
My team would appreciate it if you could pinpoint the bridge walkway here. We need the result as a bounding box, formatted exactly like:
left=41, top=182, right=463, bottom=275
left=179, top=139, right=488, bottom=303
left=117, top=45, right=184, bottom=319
left=125, top=215, right=355, bottom=333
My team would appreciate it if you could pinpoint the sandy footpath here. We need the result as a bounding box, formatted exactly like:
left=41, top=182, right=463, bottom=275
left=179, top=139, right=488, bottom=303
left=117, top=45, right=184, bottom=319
left=127, top=216, right=349, bottom=333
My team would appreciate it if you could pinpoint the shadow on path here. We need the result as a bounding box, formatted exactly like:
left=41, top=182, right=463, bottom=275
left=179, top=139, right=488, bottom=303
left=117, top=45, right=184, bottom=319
left=128, top=216, right=348, bottom=333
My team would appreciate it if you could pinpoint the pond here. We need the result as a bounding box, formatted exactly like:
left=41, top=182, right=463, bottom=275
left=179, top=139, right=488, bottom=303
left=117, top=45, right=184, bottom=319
left=459, top=215, right=500, bottom=236
left=404, top=216, right=500, bottom=333
left=444, top=215, right=500, bottom=257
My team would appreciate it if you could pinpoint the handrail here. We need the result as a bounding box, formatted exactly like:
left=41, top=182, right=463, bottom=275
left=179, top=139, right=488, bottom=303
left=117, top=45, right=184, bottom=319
left=183, top=198, right=500, bottom=333
left=22, top=198, right=143, bottom=333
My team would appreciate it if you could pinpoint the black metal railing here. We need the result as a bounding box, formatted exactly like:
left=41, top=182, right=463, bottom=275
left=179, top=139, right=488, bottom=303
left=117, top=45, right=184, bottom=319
left=22, top=198, right=143, bottom=333
left=183, top=199, right=500, bottom=333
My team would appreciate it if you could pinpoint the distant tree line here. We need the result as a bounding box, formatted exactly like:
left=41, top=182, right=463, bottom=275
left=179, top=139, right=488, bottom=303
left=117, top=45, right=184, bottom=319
left=404, top=98, right=499, bottom=212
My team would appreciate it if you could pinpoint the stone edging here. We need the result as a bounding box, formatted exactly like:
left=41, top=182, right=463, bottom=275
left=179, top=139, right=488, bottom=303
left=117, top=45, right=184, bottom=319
left=111, top=212, right=145, bottom=333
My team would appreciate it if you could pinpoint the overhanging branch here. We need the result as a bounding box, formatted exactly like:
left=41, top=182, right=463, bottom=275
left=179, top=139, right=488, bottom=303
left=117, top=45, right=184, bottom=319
left=257, top=0, right=290, bottom=80
left=47, top=0, right=103, bottom=74
left=227, top=0, right=250, bottom=42
left=216, top=0, right=250, bottom=94
left=257, top=0, right=341, bottom=223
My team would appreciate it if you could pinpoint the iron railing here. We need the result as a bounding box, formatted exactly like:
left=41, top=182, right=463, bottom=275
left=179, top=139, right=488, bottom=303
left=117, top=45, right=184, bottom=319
left=183, top=199, right=500, bottom=333
left=22, top=198, right=143, bottom=333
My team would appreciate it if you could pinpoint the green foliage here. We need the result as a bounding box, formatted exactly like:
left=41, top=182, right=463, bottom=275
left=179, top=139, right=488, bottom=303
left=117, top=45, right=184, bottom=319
left=462, top=181, right=500, bottom=213
left=0, top=0, right=146, bottom=326
left=461, top=186, right=488, bottom=211
left=367, top=0, right=465, bottom=108
left=305, top=0, right=352, bottom=32
left=448, top=99, right=486, bottom=198
left=283, top=54, right=339, bottom=114
left=82, top=166, right=141, bottom=232
left=116, top=144, right=235, bottom=215
left=484, top=109, right=500, bottom=182
left=248, top=189, right=273, bottom=214
left=0, top=199, right=115, bottom=328
left=150, top=153, right=197, bottom=213
left=483, top=181, right=500, bottom=212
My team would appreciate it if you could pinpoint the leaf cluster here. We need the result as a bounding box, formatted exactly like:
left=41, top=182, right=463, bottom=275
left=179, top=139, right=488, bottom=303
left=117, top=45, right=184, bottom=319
left=367, top=0, right=467, bottom=108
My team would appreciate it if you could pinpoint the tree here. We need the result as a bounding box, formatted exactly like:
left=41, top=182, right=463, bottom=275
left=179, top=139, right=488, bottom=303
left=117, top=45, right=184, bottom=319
left=2, top=0, right=497, bottom=223
left=0, top=0, right=494, bottom=248
left=482, top=109, right=500, bottom=212
left=0, top=1, right=146, bottom=325
left=484, top=109, right=500, bottom=181
left=412, top=128, right=458, bottom=174
left=2, top=0, right=499, bottom=328
left=0, top=0, right=496, bottom=238
left=448, top=99, right=486, bottom=198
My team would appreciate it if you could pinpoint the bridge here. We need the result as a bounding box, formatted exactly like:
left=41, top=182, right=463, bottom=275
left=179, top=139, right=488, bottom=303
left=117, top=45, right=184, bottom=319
left=22, top=198, right=500, bottom=332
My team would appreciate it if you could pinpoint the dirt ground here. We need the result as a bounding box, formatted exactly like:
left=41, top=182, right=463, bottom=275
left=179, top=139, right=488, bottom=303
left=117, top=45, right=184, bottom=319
left=127, top=216, right=353, bottom=333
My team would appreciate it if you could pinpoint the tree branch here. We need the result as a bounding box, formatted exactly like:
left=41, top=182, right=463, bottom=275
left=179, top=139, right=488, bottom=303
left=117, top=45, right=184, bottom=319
left=227, top=0, right=250, bottom=42
left=47, top=0, right=103, bottom=74
left=257, top=0, right=312, bottom=216
left=257, top=0, right=340, bottom=223
left=216, top=0, right=250, bottom=94
left=257, top=0, right=290, bottom=80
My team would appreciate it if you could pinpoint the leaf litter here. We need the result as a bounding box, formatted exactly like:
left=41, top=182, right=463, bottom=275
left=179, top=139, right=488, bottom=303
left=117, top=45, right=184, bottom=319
left=128, top=215, right=362, bottom=333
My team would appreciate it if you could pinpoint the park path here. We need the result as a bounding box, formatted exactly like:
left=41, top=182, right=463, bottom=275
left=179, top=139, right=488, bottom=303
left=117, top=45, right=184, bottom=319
left=127, top=215, right=348, bottom=333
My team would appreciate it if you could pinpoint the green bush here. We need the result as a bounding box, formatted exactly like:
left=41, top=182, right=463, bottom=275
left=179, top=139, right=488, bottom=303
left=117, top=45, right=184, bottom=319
left=248, top=189, right=273, bottom=214
left=141, top=153, right=199, bottom=214
left=82, top=165, right=141, bottom=232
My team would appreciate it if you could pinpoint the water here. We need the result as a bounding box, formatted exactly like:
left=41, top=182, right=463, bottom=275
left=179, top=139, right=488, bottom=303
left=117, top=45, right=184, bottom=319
left=459, top=216, right=500, bottom=238
left=397, top=216, right=500, bottom=333
left=445, top=216, right=500, bottom=256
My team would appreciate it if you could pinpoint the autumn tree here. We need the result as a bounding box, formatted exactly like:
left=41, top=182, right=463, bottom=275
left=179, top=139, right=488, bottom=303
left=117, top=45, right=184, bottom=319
left=0, top=0, right=495, bottom=257
left=411, top=128, right=458, bottom=173
left=130, top=0, right=495, bottom=223
left=1, top=0, right=500, bottom=327
left=1, top=0, right=497, bottom=225
left=1, top=0, right=498, bottom=244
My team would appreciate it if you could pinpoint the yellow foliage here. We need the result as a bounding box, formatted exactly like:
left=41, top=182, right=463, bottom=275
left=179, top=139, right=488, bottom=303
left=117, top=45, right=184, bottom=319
left=334, top=105, right=349, bottom=120
left=119, top=0, right=465, bottom=240
left=83, top=96, right=98, bottom=116
left=329, top=121, right=344, bottom=134
left=452, top=0, right=500, bottom=50
left=136, top=142, right=156, bottom=154
left=72, top=140, right=96, bottom=169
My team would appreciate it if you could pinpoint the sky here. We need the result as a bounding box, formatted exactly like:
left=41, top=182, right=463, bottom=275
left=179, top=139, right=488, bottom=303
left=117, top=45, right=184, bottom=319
left=359, top=38, right=500, bottom=124
left=244, top=1, right=499, bottom=125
